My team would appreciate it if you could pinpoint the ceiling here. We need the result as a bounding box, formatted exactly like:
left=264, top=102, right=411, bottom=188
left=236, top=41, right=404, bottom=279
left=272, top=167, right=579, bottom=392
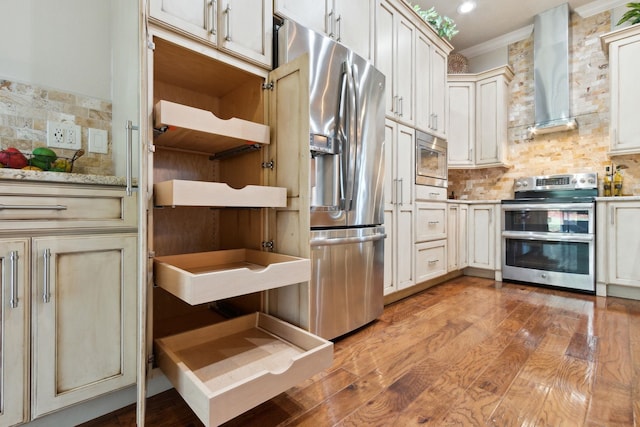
left=412, top=0, right=626, bottom=53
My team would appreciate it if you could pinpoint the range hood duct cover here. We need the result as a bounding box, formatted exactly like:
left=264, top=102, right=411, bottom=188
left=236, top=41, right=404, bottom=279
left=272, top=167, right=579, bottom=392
left=530, top=3, right=577, bottom=136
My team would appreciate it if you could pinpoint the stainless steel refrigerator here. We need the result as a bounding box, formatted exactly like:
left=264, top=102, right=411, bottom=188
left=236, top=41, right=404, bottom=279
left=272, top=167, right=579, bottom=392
left=277, top=20, right=386, bottom=340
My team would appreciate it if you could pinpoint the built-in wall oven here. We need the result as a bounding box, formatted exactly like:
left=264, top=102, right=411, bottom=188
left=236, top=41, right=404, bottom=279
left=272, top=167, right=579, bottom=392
left=415, top=130, right=447, bottom=187
left=501, top=173, right=598, bottom=293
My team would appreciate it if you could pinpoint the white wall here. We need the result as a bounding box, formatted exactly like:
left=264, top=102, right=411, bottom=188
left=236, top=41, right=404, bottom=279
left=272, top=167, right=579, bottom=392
left=467, top=48, right=509, bottom=73
left=1, top=0, right=111, bottom=100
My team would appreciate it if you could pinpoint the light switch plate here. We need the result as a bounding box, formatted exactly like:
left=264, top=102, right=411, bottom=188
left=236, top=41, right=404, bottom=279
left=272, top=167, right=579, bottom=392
left=88, top=128, right=109, bottom=154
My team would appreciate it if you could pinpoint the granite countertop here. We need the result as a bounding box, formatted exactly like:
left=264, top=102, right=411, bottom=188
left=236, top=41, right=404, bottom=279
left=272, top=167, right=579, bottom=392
left=0, top=168, right=128, bottom=186
left=595, top=195, right=640, bottom=201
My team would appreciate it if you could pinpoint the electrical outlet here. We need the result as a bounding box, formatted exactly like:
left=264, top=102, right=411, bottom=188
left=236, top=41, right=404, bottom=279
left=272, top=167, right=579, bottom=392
left=47, top=121, right=82, bottom=150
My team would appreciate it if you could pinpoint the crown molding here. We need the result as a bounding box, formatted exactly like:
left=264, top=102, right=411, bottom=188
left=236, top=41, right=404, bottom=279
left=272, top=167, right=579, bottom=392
left=458, top=25, right=533, bottom=58
left=574, top=0, right=628, bottom=17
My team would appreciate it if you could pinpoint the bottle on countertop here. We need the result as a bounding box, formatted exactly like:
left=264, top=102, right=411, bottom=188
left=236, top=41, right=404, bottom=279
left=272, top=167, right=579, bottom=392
left=613, top=166, right=623, bottom=196
left=603, top=166, right=612, bottom=197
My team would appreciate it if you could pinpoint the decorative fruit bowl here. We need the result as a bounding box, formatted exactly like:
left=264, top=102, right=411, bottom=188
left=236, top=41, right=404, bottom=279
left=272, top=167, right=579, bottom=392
left=0, top=147, right=84, bottom=173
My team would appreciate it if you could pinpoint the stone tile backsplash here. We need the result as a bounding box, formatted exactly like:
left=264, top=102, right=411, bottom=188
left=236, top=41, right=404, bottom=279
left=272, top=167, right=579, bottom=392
left=449, top=10, right=640, bottom=200
left=0, top=79, right=114, bottom=176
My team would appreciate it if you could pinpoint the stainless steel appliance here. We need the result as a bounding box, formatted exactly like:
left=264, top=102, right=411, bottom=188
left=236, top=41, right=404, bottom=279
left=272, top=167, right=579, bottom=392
left=501, top=173, right=597, bottom=293
left=277, top=20, right=386, bottom=339
left=415, top=130, right=447, bottom=187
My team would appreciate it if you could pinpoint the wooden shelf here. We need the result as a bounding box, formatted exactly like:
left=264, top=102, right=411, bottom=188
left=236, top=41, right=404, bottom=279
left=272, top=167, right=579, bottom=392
left=154, top=100, right=270, bottom=155
left=155, top=312, right=333, bottom=427
left=154, top=249, right=310, bottom=305
left=154, top=179, right=287, bottom=207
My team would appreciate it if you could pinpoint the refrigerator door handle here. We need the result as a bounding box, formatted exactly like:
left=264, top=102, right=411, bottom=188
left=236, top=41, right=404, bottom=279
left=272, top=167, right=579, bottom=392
left=310, top=232, right=387, bottom=247
left=344, top=62, right=358, bottom=212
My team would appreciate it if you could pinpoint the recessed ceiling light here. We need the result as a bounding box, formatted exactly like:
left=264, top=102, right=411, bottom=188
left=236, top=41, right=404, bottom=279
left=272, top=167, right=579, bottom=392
left=457, top=0, right=476, bottom=14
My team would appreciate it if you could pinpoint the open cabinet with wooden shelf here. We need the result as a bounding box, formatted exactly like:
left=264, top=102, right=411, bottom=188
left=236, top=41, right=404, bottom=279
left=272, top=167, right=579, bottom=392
left=147, top=28, right=331, bottom=427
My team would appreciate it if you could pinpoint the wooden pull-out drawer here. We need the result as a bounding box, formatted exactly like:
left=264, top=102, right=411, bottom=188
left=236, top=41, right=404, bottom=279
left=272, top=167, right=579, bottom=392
left=155, top=312, right=333, bottom=426
left=154, top=180, right=286, bottom=207
left=0, top=183, right=136, bottom=231
left=154, top=249, right=310, bottom=304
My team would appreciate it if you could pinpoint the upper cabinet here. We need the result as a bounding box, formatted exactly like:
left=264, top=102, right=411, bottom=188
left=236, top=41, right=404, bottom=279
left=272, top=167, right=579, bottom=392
left=448, top=65, right=514, bottom=168
left=274, top=0, right=374, bottom=61
left=415, top=28, right=450, bottom=138
left=149, top=0, right=272, bottom=68
left=377, top=0, right=415, bottom=125
left=601, top=25, right=640, bottom=155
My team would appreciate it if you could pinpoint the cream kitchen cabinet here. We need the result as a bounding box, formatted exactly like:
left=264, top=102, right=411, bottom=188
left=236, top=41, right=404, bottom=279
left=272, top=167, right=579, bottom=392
left=149, top=0, right=272, bottom=68
left=596, top=200, right=640, bottom=296
left=601, top=25, right=640, bottom=155
left=468, top=203, right=498, bottom=271
left=415, top=28, right=451, bottom=138
left=146, top=31, right=332, bottom=426
left=0, top=238, right=28, bottom=427
left=0, top=183, right=137, bottom=426
left=447, top=202, right=468, bottom=272
left=448, top=66, right=514, bottom=168
left=414, top=188, right=447, bottom=284
left=274, top=0, right=374, bottom=61
left=383, top=120, right=415, bottom=295
left=377, top=0, right=415, bottom=125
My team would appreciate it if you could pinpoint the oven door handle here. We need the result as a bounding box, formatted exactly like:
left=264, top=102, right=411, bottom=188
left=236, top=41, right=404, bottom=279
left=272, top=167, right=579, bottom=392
left=501, top=203, right=593, bottom=211
left=502, top=231, right=593, bottom=243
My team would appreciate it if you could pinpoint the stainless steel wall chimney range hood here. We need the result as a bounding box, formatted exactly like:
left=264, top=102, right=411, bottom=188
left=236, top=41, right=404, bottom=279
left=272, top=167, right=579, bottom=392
left=528, top=3, right=578, bottom=137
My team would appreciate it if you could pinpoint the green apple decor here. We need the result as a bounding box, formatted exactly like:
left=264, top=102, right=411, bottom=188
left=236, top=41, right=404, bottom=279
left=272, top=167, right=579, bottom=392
left=618, top=2, right=640, bottom=25
left=412, top=4, right=459, bottom=40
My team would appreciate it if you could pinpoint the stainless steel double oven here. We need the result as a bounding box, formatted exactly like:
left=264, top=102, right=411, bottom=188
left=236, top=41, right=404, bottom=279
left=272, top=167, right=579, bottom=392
left=501, top=173, right=597, bottom=293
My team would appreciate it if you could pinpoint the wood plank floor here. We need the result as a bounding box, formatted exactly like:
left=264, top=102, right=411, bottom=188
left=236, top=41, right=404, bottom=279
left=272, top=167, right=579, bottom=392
left=80, top=276, right=640, bottom=426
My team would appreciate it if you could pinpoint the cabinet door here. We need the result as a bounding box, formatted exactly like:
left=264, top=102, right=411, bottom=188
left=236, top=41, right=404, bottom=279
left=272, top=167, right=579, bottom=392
left=610, top=33, right=640, bottom=154
left=458, top=204, right=469, bottom=269
left=149, top=0, right=216, bottom=44
left=607, top=202, right=640, bottom=287
left=447, top=81, right=475, bottom=166
left=447, top=204, right=459, bottom=271
left=415, top=30, right=432, bottom=133
left=274, top=0, right=328, bottom=35
left=111, top=0, right=142, bottom=181
left=430, top=46, right=447, bottom=138
left=0, top=239, right=29, bottom=427
left=475, top=76, right=504, bottom=165
left=395, top=13, right=415, bottom=125
left=219, top=0, right=272, bottom=67
left=334, top=0, right=373, bottom=61
left=383, top=121, right=397, bottom=295
left=396, top=125, right=415, bottom=290
left=31, top=234, right=137, bottom=418
left=376, top=1, right=395, bottom=118
left=265, top=56, right=312, bottom=328
left=468, top=204, right=495, bottom=270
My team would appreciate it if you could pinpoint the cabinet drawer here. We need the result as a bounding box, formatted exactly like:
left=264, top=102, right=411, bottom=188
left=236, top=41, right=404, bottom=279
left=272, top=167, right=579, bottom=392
left=0, top=183, right=136, bottom=231
left=415, top=202, right=447, bottom=242
left=155, top=312, right=333, bottom=427
left=154, top=249, right=311, bottom=304
left=415, top=240, right=447, bottom=283
left=154, top=180, right=286, bottom=207
left=415, top=185, right=447, bottom=201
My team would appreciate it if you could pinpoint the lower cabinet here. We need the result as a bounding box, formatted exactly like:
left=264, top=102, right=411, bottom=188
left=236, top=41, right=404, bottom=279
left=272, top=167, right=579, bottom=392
left=596, top=200, right=640, bottom=294
left=468, top=203, right=498, bottom=271
left=413, top=187, right=447, bottom=285
left=0, top=233, right=137, bottom=425
left=0, top=182, right=138, bottom=426
left=447, top=203, right=468, bottom=272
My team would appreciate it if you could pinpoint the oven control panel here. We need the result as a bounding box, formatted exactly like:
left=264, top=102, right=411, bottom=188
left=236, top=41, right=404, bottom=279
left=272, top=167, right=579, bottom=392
left=514, top=173, right=597, bottom=192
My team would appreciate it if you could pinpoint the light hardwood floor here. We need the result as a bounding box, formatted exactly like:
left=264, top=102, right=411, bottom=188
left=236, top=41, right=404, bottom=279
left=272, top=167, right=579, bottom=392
left=81, top=276, right=640, bottom=426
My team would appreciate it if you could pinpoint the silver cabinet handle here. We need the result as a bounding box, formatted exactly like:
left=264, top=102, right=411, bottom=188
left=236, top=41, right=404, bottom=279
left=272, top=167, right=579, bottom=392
left=224, top=4, right=231, bottom=41
left=7, top=251, right=18, bottom=309
left=429, top=192, right=440, bottom=198
left=126, top=120, right=139, bottom=197
left=0, top=204, right=67, bottom=210
left=327, top=9, right=336, bottom=38
left=611, top=206, right=614, bottom=225
left=428, top=259, right=439, bottom=264
left=428, top=221, right=440, bottom=225
left=398, top=178, right=404, bottom=205
left=209, top=0, right=217, bottom=35
left=43, top=248, right=51, bottom=303
left=336, top=14, right=342, bottom=41
left=398, top=96, right=404, bottom=117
